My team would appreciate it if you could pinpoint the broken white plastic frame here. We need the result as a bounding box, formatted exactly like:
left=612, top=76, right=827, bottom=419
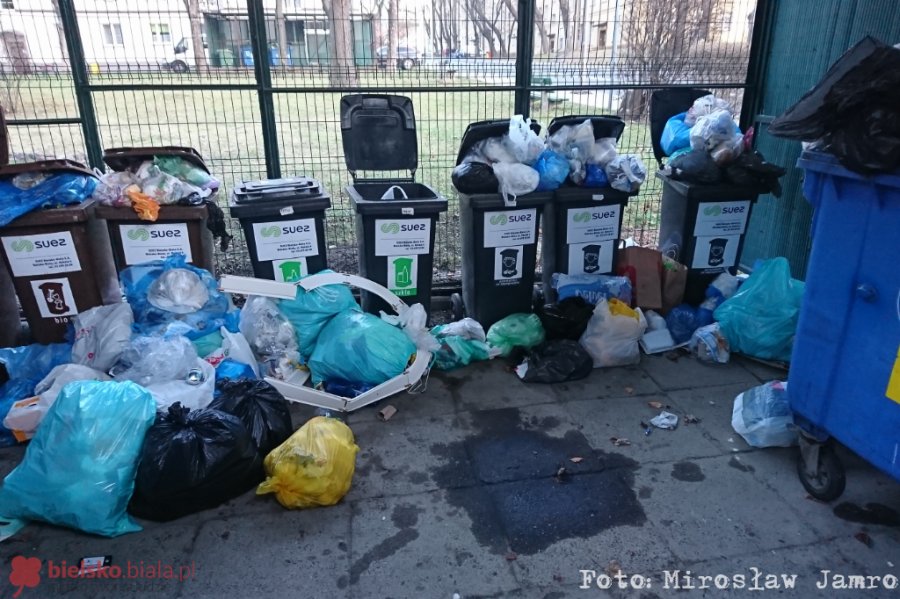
left=219, top=272, right=432, bottom=412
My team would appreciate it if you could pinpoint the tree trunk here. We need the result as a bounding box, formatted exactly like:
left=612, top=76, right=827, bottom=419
left=322, top=0, right=358, bottom=87
left=558, top=0, right=572, bottom=54
left=275, top=0, right=289, bottom=66
left=182, top=0, right=207, bottom=71
left=49, top=0, right=68, bottom=68
left=534, top=5, right=550, bottom=55
left=387, top=0, right=398, bottom=66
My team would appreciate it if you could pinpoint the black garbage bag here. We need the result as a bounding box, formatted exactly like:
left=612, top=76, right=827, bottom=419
left=538, top=297, right=594, bottom=340
left=129, top=403, right=261, bottom=522
left=210, top=379, right=293, bottom=457
left=519, top=340, right=593, bottom=384
left=452, top=162, right=499, bottom=194
left=768, top=36, right=900, bottom=174
left=725, top=151, right=787, bottom=197
left=668, top=150, right=722, bottom=184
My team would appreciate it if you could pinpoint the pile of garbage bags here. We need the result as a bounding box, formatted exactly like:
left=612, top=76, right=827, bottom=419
left=452, top=115, right=647, bottom=203
left=660, top=94, right=785, bottom=195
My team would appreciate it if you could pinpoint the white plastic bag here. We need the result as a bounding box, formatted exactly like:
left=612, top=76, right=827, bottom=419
left=604, top=154, right=647, bottom=193
left=437, top=318, right=486, bottom=342
left=690, top=323, right=730, bottom=364
left=3, top=364, right=110, bottom=440
left=148, top=268, right=210, bottom=313
left=146, top=358, right=215, bottom=411
left=492, top=162, right=539, bottom=206
left=239, top=295, right=300, bottom=379
left=504, top=115, right=544, bottom=165
left=731, top=381, right=797, bottom=448
left=114, top=335, right=198, bottom=387
left=380, top=303, right=441, bottom=352
left=204, top=326, right=261, bottom=378
left=685, top=94, right=734, bottom=125
left=472, top=137, right=517, bottom=164
left=590, top=137, right=618, bottom=166
left=579, top=298, right=646, bottom=368
left=71, top=303, right=134, bottom=372
left=690, top=109, right=738, bottom=152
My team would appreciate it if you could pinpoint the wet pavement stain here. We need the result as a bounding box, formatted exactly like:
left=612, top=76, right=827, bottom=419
left=728, top=456, right=755, bottom=473
left=638, top=486, right=653, bottom=499
left=671, top=461, right=705, bottom=482
left=833, top=502, right=900, bottom=527
left=349, top=504, right=422, bottom=585
left=430, top=407, right=645, bottom=555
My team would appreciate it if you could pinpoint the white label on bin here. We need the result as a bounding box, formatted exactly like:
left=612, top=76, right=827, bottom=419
left=279, top=206, right=294, bottom=216
left=483, top=210, right=536, bottom=248
left=494, top=246, right=523, bottom=283
left=401, top=207, right=414, bottom=216
left=119, top=223, right=192, bottom=265
left=31, top=278, right=78, bottom=319
left=692, top=234, right=740, bottom=270
left=1, top=232, right=81, bottom=277
left=388, top=255, right=418, bottom=297
left=694, top=201, right=751, bottom=236
left=566, top=205, right=621, bottom=244
left=568, top=241, right=614, bottom=275
left=272, top=257, right=308, bottom=283
left=252, top=218, right=318, bottom=261
left=375, top=219, right=431, bottom=256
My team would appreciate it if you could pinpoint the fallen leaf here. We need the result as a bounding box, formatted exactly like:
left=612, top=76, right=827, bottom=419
left=610, top=437, right=631, bottom=447
left=684, top=414, right=701, bottom=424
left=855, top=532, right=873, bottom=548
left=505, top=552, right=518, bottom=561
left=569, top=457, right=584, bottom=463
left=552, top=574, right=564, bottom=583
left=606, top=560, right=622, bottom=576
left=648, top=401, right=663, bottom=409
left=624, top=386, right=635, bottom=395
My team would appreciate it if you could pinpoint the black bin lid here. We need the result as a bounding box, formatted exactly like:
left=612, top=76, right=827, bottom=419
left=232, top=177, right=325, bottom=204
left=455, top=118, right=542, bottom=165
left=340, top=94, right=418, bottom=176
left=547, top=115, right=626, bottom=141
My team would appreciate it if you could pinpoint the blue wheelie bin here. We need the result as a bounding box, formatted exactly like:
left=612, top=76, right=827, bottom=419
left=790, top=150, right=900, bottom=501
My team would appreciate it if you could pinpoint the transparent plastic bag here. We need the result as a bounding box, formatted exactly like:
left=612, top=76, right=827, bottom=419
left=114, top=335, right=198, bottom=387
left=154, top=155, right=219, bottom=190
left=493, top=162, right=539, bottom=205
left=92, top=171, right=136, bottom=206
left=257, top=416, right=360, bottom=509
left=504, top=115, right=544, bottom=164
left=709, top=133, right=745, bottom=166
left=380, top=303, right=441, bottom=352
left=148, top=268, right=210, bottom=313
left=486, top=313, right=546, bottom=357
left=689, top=323, right=731, bottom=364
left=239, top=295, right=300, bottom=378
left=690, top=110, right=741, bottom=152
left=435, top=318, right=486, bottom=342
left=605, top=155, right=647, bottom=193
left=0, top=380, right=156, bottom=537
left=579, top=298, right=646, bottom=368
left=685, top=94, right=734, bottom=126
left=732, top=381, right=796, bottom=447
left=590, top=137, right=618, bottom=166
left=71, top=303, right=134, bottom=372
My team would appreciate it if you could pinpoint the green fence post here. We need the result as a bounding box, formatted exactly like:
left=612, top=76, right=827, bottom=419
left=247, top=0, right=281, bottom=179
left=514, top=0, right=536, bottom=117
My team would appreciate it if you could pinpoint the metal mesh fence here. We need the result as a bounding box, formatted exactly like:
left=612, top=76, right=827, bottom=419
left=0, top=0, right=758, bottom=286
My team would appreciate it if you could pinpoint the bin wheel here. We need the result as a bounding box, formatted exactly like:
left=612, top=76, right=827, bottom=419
left=450, top=293, right=465, bottom=321
left=797, top=442, right=846, bottom=502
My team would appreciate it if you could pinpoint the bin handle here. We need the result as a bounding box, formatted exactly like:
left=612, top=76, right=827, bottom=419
left=380, top=185, right=409, bottom=200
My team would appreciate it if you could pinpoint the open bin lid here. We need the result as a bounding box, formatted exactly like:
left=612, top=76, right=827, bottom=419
left=340, top=94, right=418, bottom=179
left=455, top=118, right=542, bottom=166
left=103, top=146, right=210, bottom=173
left=547, top=115, right=626, bottom=141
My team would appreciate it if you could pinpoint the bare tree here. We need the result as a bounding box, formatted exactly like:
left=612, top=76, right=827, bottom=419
left=558, top=0, right=572, bottom=54
left=275, top=0, right=289, bottom=66
left=182, top=0, right=207, bottom=70
left=49, top=0, right=68, bottom=69
left=534, top=2, right=551, bottom=55
left=321, top=0, right=358, bottom=86
left=387, top=0, right=399, bottom=65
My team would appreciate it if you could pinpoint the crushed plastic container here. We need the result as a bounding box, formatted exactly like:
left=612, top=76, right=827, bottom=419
left=454, top=119, right=552, bottom=329
left=96, top=146, right=215, bottom=272
left=230, top=177, right=331, bottom=281
left=541, top=115, right=635, bottom=301
left=340, top=94, right=447, bottom=316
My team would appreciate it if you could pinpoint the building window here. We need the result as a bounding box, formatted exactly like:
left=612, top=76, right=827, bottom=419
left=150, top=23, right=171, bottom=43
left=595, top=22, right=608, bottom=48
left=102, top=23, right=124, bottom=46
left=0, top=1, right=14, bottom=9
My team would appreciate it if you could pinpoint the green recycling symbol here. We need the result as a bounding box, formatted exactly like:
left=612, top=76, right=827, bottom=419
left=489, top=213, right=508, bottom=226
left=380, top=222, right=401, bottom=234
left=703, top=205, right=722, bottom=217
left=127, top=228, right=150, bottom=241
left=261, top=225, right=281, bottom=238
left=573, top=212, right=591, bottom=223
left=11, top=239, right=33, bottom=252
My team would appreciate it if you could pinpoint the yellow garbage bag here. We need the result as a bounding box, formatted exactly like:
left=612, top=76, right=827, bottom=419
left=256, top=416, right=359, bottom=508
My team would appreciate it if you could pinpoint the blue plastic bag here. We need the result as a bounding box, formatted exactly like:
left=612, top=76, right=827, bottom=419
left=0, top=343, right=72, bottom=447
left=552, top=273, right=632, bottom=306
left=714, top=258, right=805, bottom=362
left=534, top=150, right=570, bottom=191
left=660, top=112, right=692, bottom=156
left=666, top=304, right=698, bottom=344
left=0, top=380, right=156, bottom=536
left=308, top=310, right=416, bottom=386
left=0, top=173, right=97, bottom=227
left=276, top=272, right=360, bottom=359
left=120, top=254, right=236, bottom=340
left=583, top=164, right=609, bottom=188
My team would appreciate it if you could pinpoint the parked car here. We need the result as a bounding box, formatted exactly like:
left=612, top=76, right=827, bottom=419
left=375, top=46, right=420, bottom=70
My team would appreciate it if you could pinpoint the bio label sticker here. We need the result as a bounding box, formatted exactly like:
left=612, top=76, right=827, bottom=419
left=252, top=218, right=318, bottom=261
left=30, top=278, right=78, bottom=319
left=566, top=205, right=621, bottom=244
left=1, top=232, right=81, bottom=277
left=119, top=223, right=192, bottom=265
left=494, top=246, right=524, bottom=284
left=388, top=255, right=418, bottom=297
left=692, top=235, right=740, bottom=269
left=568, top=241, right=614, bottom=275
left=484, top=210, right=537, bottom=248
left=272, top=257, right=308, bottom=283
left=375, top=219, right=431, bottom=256
left=694, top=201, right=751, bottom=236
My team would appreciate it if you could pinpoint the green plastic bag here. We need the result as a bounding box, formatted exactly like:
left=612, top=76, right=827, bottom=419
left=486, top=313, right=545, bottom=357
left=430, top=324, right=492, bottom=370
left=277, top=272, right=360, bottom=360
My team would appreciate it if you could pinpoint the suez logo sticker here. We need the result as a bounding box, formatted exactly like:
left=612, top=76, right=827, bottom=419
left=694, top=200, right=751, bottom=236
left=566, top=205, right=620, bottom=245
left=119, top=224, right=193, bottom=265
left=1, top=232, right=81, bottom=277
left=483, top=209, right=537, bottom=248
left=252, top=218, right=318, bottom=261
left=374, top=218, right=431, bottom=256
left=703, top=204, right=747, bottom=216
left=381, top=222, right=428, bottom=233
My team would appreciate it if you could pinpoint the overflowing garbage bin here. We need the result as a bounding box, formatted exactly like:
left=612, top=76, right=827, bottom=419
left=789, top=150, right=900, bottom=500
left=541, top=115, right=635, bottom=300
left=0, top=161, right=118, bottom=344
left=230, top=177, right=331, bottom=282
left=95, top=146, right=217, bottom=273
left=340, top=94, right=447, bottom=316
left=454, top=119, right=552, bottom=329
